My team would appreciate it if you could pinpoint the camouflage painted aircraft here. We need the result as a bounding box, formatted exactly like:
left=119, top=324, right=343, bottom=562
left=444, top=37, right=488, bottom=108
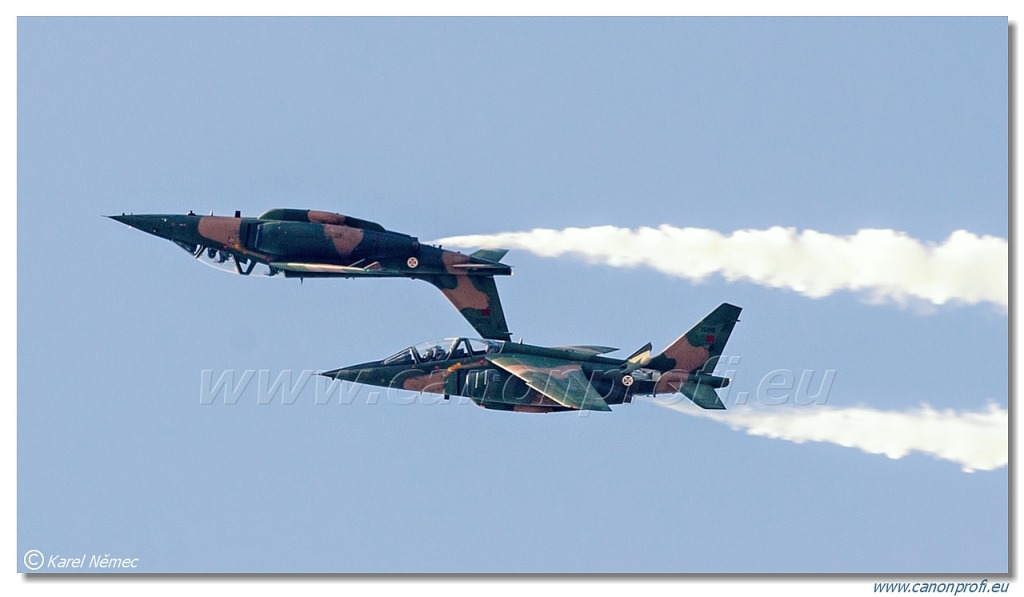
left=109, top=208, right=513, bottom=340
left=322, top=303, right=742, bottom=413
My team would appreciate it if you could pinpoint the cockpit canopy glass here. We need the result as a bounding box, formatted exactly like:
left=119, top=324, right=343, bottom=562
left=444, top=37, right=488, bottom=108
left=381, top=338, right=502, bottom=366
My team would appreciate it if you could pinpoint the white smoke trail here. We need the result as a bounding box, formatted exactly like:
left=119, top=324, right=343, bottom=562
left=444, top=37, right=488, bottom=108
left=435, top=226, right=1007, bottom=309
left=645, top=399, right=1008, bottom=473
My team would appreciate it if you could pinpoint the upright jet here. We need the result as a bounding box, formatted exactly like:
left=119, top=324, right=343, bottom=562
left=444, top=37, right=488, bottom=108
left=109, top=208, right=513, bottom=340
left=323, top=303, right=742, bottom=413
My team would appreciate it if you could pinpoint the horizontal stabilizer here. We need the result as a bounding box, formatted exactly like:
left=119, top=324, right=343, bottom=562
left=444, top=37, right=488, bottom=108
left=469, top=248, right=509, bottom=263
left=681, top=381, right=726, bottom=410
left=449, top=263, right=510, bottom=270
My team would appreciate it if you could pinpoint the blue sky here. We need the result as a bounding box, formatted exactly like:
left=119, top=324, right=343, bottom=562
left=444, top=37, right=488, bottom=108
left=17, top=17, right=1007, bottom=575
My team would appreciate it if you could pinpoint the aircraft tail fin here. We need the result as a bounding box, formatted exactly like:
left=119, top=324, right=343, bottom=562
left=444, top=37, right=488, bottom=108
left=649, top=303, right=742, bottom=374
left=422, top=274, right=512, bottom=342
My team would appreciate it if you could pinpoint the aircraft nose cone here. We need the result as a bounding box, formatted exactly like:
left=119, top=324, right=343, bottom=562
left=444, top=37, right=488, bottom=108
left=107, top=214, right=138, bottom=226
left=320, top=367, right=361, bottom=382
left=107, top=213, right=204, bottom=247
left=107, top=214, right=165, bottom=234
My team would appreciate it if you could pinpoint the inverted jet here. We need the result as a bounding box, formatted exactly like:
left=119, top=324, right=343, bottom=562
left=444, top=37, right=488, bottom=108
left=109, top=208, right=513, bottom=340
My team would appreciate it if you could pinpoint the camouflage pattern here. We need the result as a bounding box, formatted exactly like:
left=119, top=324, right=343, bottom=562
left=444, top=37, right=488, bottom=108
left=110, top=208, right=513, bottom=340
left=421, top=250, right=510, bottom=343
left=322, top=303, right=742, bottom=413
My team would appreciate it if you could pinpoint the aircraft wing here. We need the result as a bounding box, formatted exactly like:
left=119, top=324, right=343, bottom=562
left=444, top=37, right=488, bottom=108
left=269, top=261, right=389, bottom=275
left=551, top=345, right=619, bottom=356
left=486, top=354, right=611, bottom=411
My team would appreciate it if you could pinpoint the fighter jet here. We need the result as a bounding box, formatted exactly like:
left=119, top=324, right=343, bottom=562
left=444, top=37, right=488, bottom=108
left=322, top=303, right=742, bottom=413
left=109, top=208, right=513, bottom=340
